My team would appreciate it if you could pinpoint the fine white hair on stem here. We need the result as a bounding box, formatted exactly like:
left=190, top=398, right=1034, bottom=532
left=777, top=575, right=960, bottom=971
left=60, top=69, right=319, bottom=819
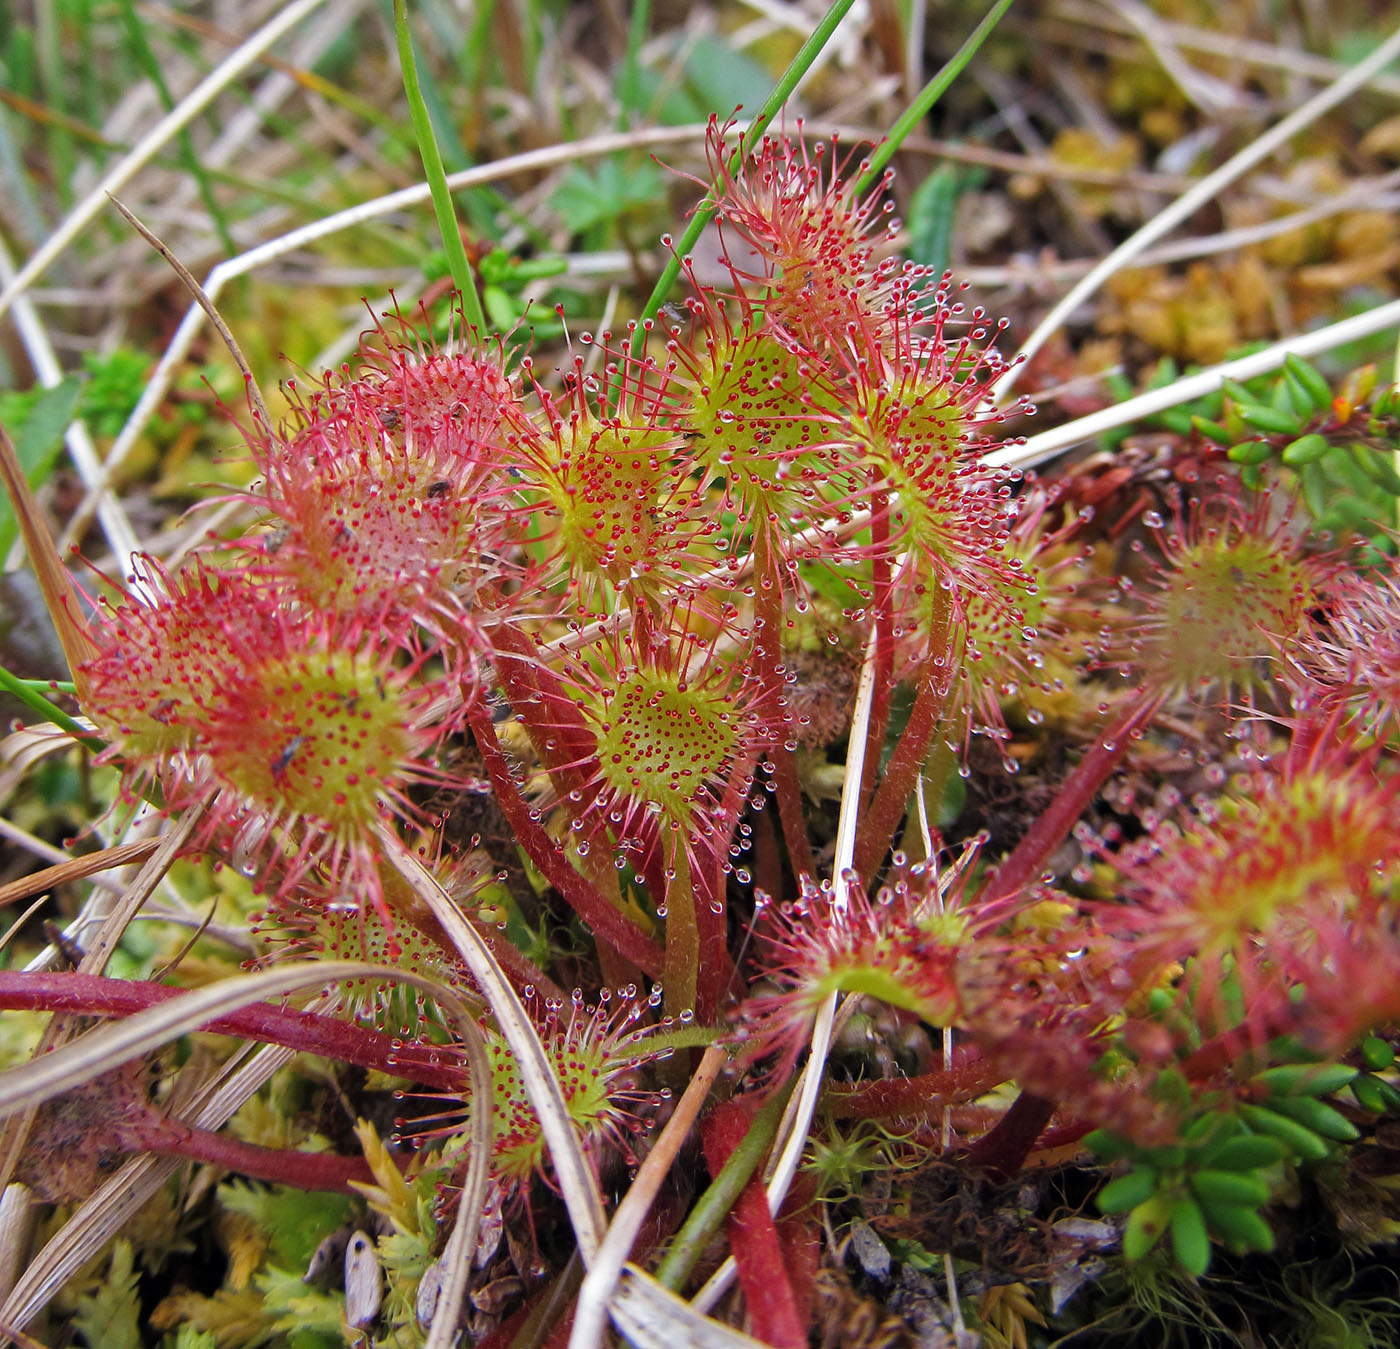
left=997, top=21, right=1400, bottom=403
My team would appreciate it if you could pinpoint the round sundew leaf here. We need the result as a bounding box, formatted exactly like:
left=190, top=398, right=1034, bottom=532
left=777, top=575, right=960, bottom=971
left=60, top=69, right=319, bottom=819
left=210, top=648, right=420, bottom=833
left=81, top=566, right=277, bottom=762
left=847, top=371, right=1002, bottom=581
left=478, top=1002, right=659, bottom=1186
left=1145, top=526, right=1319, bottom=693
left=591, top=668, right=740, bottom=820
left=682, top=328, right=842, bottom=505
left=532, top=415, right=682, bottom=582
left=268, top=441, right=487, bottom=615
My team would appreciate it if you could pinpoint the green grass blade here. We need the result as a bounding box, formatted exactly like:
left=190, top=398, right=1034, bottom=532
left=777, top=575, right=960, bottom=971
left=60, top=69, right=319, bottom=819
left=855, top=0, right=1016, bottom=193
left=0, top=665, right=101, bottom=749
left=115, top=0, right=237, bottom=256
left=393, top=0, right=487, bottom=333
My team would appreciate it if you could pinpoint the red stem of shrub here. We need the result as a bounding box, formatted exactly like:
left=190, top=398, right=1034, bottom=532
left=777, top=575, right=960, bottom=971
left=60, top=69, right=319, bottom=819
left=854, top=598, right=955, bottom=883
left=961, top=1090, right=1058, bottom=1179
left=981, top=690, right=1164, bottom=907
left=488, top=619, right=594, bottom=794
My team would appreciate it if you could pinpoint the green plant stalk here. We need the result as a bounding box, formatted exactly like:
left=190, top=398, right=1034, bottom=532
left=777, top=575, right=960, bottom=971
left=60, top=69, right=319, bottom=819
left=653, top=1080, right=794, bottom=1293
left=853, top=0, right=1017, bottom=195
left=0, top=664, right=102, bottom=752
left=394, top=0, right=487, bottom=333
left=115, top=0, right=236, bottom=256
left=618, top=0, right=652, bottom=124
left=626, top=0, right=859, bottom=365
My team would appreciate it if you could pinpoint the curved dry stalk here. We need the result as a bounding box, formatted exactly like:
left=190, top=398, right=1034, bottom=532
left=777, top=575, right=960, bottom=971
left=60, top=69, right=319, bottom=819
left=105, top=194, right=271, bottom=431
left=0, top=962, right=492, bottom=1341
left=685, top=596, right=888, bottom=1319
left=424, top=1020, right=492, bottom=1349
left=998, top=21, right=1400, bottom=402
left=989, top=297, right=1400, bottom=471
left=0, top=1185, right=35, bottom=1307
left=571, top=1044, right=728, bottom=1349
left=741, top=585, right=887, bottom=1275
left=0, top=0, right=329, bottom=320
left=377, top=824, right=608, bottom=1259
left=0, top=960, right=443, bottom=1117
left=610, top=1265, right=770, bottom=1349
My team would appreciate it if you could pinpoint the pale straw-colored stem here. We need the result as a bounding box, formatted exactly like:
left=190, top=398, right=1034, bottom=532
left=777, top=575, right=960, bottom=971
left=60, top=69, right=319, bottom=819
left=570, top=1044, right=728, bottom=1349
left=990, top=298, right=1400, bottom=471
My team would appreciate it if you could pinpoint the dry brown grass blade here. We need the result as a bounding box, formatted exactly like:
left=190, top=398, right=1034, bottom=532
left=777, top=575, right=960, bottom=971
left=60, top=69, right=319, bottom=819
left=105, top=194, right=271, bottom=432
left=424, top=1025, right=492, bottom=1349
left=0, top=840, right=164, bottom=911
left=0, top=1313, right=50, bottom=1349
left=0, top=962, right=492, bottom=1338
left=72, top=806, right=201, bottom=979
left=0, top=806, right=200, bottom=1199
left=0, top=1184, right=35, bottom=1307
left=0, top=422, right=100, bottom=695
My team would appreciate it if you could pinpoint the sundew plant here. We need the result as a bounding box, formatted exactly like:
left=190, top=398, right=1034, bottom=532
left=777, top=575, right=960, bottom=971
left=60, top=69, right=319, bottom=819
left=4, top=3, right=1400, bottom=1346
